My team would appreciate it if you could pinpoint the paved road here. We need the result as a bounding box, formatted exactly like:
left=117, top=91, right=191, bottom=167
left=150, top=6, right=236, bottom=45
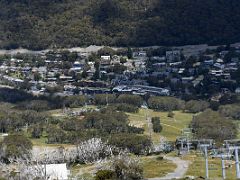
left=3, top=43, right=239, bottom=56
left=148, top=156, right=190, bottom=180
left=0, top=45, right=109, bottom=55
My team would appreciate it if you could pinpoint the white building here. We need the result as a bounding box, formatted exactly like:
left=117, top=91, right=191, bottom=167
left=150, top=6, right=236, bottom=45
left=235, top=87, right=240, bottom=94
left=40, top=163, right=69, bottom=180
left=101, top=56, right=111, bottom=61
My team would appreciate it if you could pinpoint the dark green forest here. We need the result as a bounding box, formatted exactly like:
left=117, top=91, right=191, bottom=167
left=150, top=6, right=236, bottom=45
left=1, top=0, right=240, bottom=50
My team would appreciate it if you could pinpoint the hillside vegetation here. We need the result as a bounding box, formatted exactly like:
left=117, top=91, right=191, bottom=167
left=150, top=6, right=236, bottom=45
left=1, top=0, right=240, bottom=50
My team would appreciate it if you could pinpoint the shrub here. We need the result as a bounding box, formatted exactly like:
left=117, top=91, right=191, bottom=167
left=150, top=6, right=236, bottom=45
left=0, top=134, right=32, bottom=160
left=46, top=125, right=67, bottom=144
left=114, top=103, right=139, bottom=113
left=185, top=100, right=209, bottom=113
left=18, top=100, right=50, bottom=111
left=156, top=156, right=164, bottom=161
left=112, top=155, right=143, bottom=180
left=95, top=170, right=115, bottom=180
left=151, top=117, right=162, bottom=133
left=127, top=126, right=144, bottom=134
left=168, top=111, right=175, bottom=118
left=31, top=124, right=43, bottom=138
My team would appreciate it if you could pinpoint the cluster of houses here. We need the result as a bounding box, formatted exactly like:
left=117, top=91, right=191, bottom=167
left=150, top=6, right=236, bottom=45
left=0, top=46, right=239, bottom=97
left=143, top=49, right=240, bottom=96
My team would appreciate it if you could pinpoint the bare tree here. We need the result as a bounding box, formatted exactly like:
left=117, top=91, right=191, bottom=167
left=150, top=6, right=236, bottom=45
left=0, top=138, right=116, bottom=179
left=109, top=153, right=144, bottom=180
left=76, top=138, right=113, bottom=164
left=153, top=136, right=167, bottom=152
left=0, top=148, right=74, bottom=180
left=0, top=158, right=46, bottom=180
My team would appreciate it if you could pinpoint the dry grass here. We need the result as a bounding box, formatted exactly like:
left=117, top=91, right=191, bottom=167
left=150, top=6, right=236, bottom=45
left=184, top=152, right=236, bottom=180
left=141, top=155, right=177, bottom=178
left=128, top=109, right=194, bottom=143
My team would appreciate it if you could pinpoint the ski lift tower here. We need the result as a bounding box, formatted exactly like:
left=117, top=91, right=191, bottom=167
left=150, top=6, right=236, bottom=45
left=198, top=139, right=214, bottom=179
left=224, top=139, right=240, bottom=179
left=176, top=128, right=193, bottom=155
left=182, top=128, right=193, bottom=152
left=211, top=147, right=232, bottom=179
left=199, top=144, right=211, bottom=179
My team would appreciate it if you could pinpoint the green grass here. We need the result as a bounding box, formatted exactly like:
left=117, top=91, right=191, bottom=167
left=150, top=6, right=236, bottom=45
left=31, top=137, right=48, bottom=146
left=46, top=106, right=194, bottom=146
left=70, top=164, right=95, bottom=179
left=234, top=121, right=240, bottom=139
left=127, top=109, right=194, bottom=143
left=29, top=106, right=99, bottom=147
left=184, top=152, right=236, bottom=180
left=32, top=107, right=193, bottom=149
left=141, top=155, right=177, bottom=178
left=69, top=155, right=176, bottom=179
left=30, top=137, right=74, bottom=148
left=25, top=130, right=73, bottom=148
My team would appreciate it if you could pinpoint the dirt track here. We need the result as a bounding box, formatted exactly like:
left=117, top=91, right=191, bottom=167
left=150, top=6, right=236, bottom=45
left=148, top=156, right=190, bottom=180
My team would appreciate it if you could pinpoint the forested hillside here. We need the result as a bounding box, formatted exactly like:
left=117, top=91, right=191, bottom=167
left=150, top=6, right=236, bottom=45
left=1, top=0, right=240, bottom=50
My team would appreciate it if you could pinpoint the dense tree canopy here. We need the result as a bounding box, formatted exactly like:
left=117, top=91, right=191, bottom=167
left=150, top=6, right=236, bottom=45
left=191, top=109, right=237, bottom=144
left=185, top=100, right=210, bottom=113
left=0, top=88, right=33, bottom=103
left=94, top=94, right=117, bottom=105
left=109, top=133, right=152, bottom=155
left=0, top=134, right=32, bottom=161
left=1, top=0, right=240, bottom=49
left=64, top=95, right=88, bottom=108
left=218, top=104, right=240, bottom=120
left=117, top=95, right=143, bottom=107
left=148, top=96, right=184, bottom=111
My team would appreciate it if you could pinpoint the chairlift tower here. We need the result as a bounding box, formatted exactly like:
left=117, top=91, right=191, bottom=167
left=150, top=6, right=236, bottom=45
left=179, top=128, right=193, bottom=153
left=199, top=144, right=211, bottom=179
left=200, top=144, right=210, bottom=179
left=216, top=153, right=232, bottom=179
left=224, top=139, right=240, bottom=179
left=143, top=105, right=152, bottom=140
left=224, top=139, right=240, bottom=155
left=228, top=146, right=240, bottom=179
left=211, top=147, right=232, bottom=180
left=184, top=130, right=192, bottom=153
